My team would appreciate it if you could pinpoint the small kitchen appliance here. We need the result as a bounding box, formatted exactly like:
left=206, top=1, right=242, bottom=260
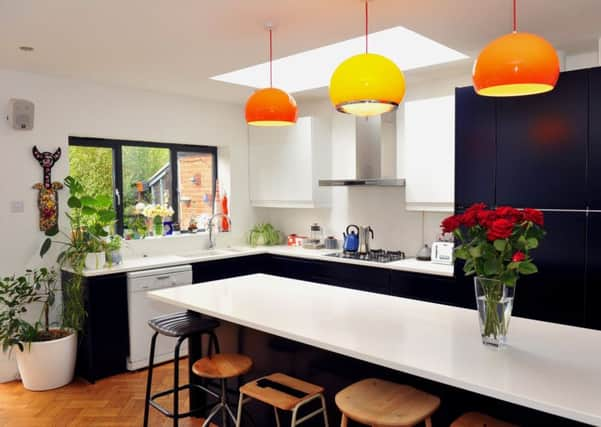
left=343, top=224, right=360, bottom=252
left=431, top=241, right=454, bottom=265
left=357, top=226, right=375, bottom=254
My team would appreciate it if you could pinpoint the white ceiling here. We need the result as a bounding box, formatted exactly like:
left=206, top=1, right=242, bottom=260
left=1, top=0, right=600, bottom=104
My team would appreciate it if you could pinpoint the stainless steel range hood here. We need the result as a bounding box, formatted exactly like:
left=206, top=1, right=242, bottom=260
left=318, top=115, right=405, bottom=187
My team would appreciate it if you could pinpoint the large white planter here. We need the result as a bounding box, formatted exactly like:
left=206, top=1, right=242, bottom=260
left=85, top=251, right=106, bottom=270
left=15, top=331, right=77, bottom=391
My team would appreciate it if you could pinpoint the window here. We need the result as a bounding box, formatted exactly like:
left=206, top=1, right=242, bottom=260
left=68, top=137, right=218, bottom=238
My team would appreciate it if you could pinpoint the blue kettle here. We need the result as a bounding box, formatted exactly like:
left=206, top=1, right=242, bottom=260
left=343, top=224, right=360, bottom=252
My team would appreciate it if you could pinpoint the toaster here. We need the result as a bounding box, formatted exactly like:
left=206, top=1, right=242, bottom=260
left=431, top=241, right=454, bottom=265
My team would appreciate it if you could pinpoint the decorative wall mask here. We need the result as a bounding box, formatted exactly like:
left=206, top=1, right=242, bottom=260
left=32, top=146, right=63, bottom=231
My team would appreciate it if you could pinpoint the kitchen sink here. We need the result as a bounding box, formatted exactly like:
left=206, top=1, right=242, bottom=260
left=177, top=249, right=230, bottom=258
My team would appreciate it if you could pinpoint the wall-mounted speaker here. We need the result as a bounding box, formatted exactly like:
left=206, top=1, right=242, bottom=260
left=7, top=98, right=35, bottom=130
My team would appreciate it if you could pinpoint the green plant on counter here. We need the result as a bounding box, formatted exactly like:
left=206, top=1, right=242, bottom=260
left=0, top=268, right=69, bottom=354
left=248, top=223, right=281, bottom=247
left=40, top=176, right=116, bottom=332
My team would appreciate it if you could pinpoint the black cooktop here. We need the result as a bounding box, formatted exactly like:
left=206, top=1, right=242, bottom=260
left=325, top=249, right=406, bottom=263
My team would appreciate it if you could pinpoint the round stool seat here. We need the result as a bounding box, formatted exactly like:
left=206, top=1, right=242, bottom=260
left=192, top=353, right=253, bottom=379
left=148, top=311, right=220, bottom=337
left=335, top=378, right=440, bottom=427
left=451, top=412, right=517, bottom=427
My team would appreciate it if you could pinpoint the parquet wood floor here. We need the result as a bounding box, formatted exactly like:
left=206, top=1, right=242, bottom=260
left=0, top=360, right=218, bottom=427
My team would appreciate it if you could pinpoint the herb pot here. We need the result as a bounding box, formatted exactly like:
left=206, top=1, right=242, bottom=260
left=85, top=252, right=106, bottom=270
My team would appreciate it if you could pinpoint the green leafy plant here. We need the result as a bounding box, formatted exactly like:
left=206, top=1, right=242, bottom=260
left=248, top=223, right=281, bottom=247
left=0, top=268, right=68, bottom=354
left=40, top=176, right=117, bottom=332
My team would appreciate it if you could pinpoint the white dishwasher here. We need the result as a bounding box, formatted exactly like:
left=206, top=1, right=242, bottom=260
left=127, top=265, right=192, bottom=370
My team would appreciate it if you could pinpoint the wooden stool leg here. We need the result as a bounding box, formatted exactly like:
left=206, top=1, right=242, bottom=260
left=340, top=413, right=348, bottom=427
left=425, top=417, right=433, bottom=427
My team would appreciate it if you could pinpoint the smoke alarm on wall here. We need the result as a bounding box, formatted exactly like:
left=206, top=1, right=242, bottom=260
left=7, top=98, right=35, bottom=130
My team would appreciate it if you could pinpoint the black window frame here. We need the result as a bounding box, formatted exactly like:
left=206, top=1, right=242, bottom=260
left=69, top=136, right=218, bottom=236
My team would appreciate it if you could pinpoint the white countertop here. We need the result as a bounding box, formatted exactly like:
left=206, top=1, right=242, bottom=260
left=149, top=274, right=601, bottom=426
left=73, top=245, right=454, bottom=278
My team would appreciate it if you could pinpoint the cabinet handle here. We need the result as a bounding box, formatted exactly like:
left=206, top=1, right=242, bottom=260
left=156, top=275, right=171, bottom=280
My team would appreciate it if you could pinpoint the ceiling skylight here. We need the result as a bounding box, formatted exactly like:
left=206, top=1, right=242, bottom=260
left=211, top=26, right=468, bottom=93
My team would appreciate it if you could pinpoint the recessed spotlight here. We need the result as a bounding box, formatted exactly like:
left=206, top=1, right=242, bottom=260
left=19, top=46, right=34, bottom=52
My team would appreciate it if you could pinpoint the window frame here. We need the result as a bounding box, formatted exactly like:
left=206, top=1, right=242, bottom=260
left=69, top=136, right=218, bottom=236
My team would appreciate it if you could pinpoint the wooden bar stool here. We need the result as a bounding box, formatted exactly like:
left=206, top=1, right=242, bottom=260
left=451, top=412, right=517, bottom=427
left=192, top=352, right=253, bottom=427
left=335, top=378, right=440, bottom=427
left=235, top=372, right=329, bottom=427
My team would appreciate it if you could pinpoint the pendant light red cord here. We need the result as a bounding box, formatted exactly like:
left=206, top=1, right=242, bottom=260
left=512, top=0, right=517, bottom=33
left=269, top=28, right=273, bottom=88
left=365, top=1, right=369, bottom=53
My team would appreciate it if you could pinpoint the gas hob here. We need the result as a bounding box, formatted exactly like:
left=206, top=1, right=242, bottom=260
left=325, top=249, right=406, bottom=264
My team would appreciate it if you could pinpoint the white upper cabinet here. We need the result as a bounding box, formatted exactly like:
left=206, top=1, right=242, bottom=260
left=248, top=116, right=331, bottom=208
left=402, top=95, right=455, bottom=212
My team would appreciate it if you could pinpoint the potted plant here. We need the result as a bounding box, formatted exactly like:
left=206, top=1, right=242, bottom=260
left=248, top=223, right=281, bottom=247
left=441, top=203, right=545, bottom=348
left=106, top=235, right=123, bottom=267
left=0, top=268, right=78, bottom=390
left=84, top=236, right=106, bottom=270
left=40, top=176, right=116, bottom=349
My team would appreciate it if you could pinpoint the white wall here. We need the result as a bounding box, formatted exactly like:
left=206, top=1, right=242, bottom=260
left=565, top=50, right=599, bottom=71
left=0, top=68, right=253, bottom=381
left=255, top=75, right=471, bottom=255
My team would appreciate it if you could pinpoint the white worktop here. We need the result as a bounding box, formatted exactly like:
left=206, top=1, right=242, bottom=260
left=149, top=274, right=601, bottom=426
left=74, top=245, right=454, bottom=277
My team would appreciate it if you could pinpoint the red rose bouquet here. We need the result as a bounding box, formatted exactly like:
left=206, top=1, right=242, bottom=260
left=441, top=203, right=546, bottom=346
left=441, top=203, right=545, bottom=285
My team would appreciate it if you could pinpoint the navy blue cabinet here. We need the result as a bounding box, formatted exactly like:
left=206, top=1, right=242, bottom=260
left=390, top=270, right=470, bottom=308
left=586, top=212, right=601, bottom=330
left=192, top=254, right=266, bottom=283
left=512, top=212, right=587, bottom=326
left=267, top=255, right=390, bottom=294
left=495, top=70, right=589, bottom=209
left=61, top=271, right=129, bottom=383
left=589, top=68, right=601, bottom=209
left=454, top=86, right=497, bottom=210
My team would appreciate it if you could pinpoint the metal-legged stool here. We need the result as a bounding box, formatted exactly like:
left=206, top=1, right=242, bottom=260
left=192, top=353, right=254, bottom=427
left=143, top=311, right=221, bottom=427
left=235, top=373, right=329, bottom=427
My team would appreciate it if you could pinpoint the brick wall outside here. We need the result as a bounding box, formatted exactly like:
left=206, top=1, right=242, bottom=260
left=178, top=153, right=214, bottom=229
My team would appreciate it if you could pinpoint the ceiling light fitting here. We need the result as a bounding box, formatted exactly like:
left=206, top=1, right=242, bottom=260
left=472, top=0, right=560, bottom=97
left=329, top=0, right=406, bottom=117
left=245, top=24, right=298, bottom=127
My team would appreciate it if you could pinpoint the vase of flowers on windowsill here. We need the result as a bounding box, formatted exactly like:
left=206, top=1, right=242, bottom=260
left=441, top=203, right=546, bottom=348
left=143, top=204, right=174, bottom=237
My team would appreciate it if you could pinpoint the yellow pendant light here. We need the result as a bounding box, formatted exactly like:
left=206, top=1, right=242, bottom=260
left=329, top=1, right=406, bottom=116
left=473, top=0, right=559, bottom=97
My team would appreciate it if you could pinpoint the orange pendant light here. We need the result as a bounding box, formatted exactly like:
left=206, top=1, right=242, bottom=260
left=473, top=0, right=559, bottom=97
left=245, top=26, right=298, bottom=126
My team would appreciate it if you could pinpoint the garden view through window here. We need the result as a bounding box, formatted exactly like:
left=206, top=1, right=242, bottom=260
left=68, top=137, right=218, bottom=238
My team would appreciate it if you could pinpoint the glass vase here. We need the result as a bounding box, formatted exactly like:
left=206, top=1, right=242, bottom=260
left=474, top=277, right=515, bottom=348
left=153, top=219, right=164, bottom=237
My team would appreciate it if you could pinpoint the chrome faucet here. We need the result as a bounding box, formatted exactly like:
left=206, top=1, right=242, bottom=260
left=208, top=213, right=232, bottom=249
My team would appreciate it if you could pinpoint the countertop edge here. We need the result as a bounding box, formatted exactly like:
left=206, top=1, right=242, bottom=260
left=65, top=246, right=454, bottom=278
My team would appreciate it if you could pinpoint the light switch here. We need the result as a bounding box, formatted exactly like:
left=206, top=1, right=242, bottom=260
left=10, top=200, right=24, bottom=213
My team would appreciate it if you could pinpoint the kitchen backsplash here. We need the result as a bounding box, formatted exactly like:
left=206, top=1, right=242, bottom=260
left=255, top=186, right=447, bottom=257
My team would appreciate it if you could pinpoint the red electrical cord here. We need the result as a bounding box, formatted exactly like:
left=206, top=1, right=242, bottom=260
left=269, top=28, right=273, bottom=88
left=365, top=0, right=369, bottom=53
left=513, top=0, right=517, bottom=32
